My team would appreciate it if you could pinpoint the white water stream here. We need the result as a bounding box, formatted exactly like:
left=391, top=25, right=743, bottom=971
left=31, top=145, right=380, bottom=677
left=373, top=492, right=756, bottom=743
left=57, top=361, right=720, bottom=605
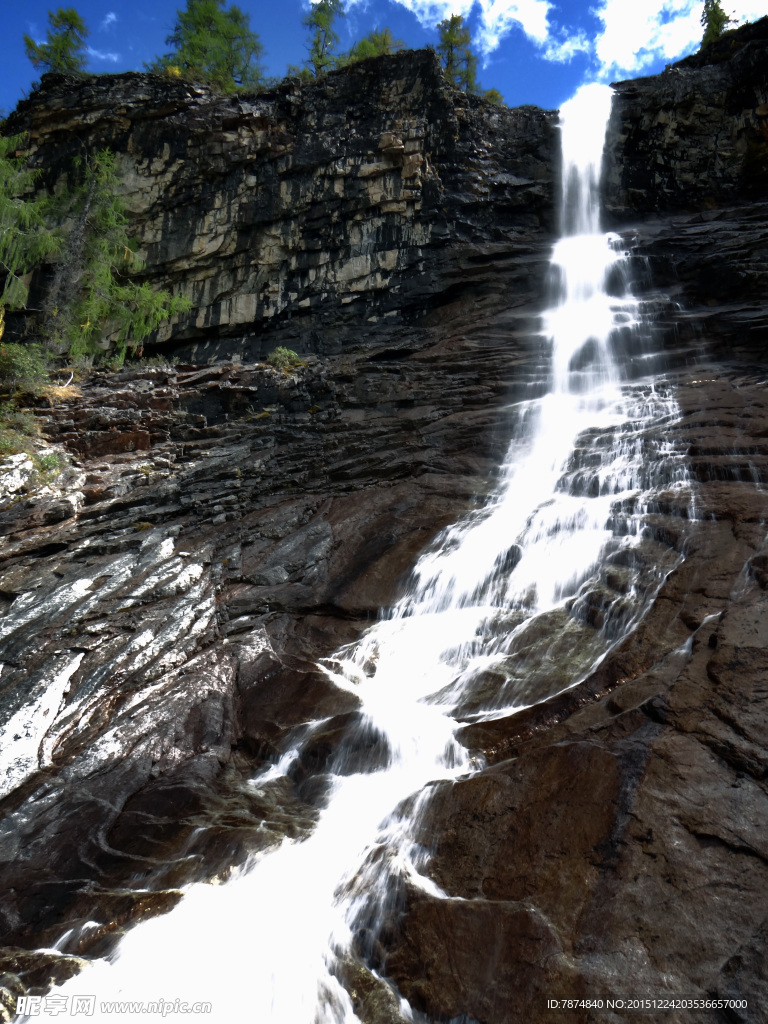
left=41, top=84, right=691, bottom=1023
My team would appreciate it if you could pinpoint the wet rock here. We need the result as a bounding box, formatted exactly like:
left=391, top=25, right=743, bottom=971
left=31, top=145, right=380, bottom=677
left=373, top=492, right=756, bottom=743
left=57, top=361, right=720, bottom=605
left=0, top=302, right=521, bottom=955
left=336, top=957, right=410, bottom=1024
left=604, top=17, right=768, bottom=360
left=0, top=455, right=36, bottom=509
left=297, top=712, right=391, bottom=777
left=385, top=885, right=574, bottom=1022
left=0, top=948, right=86, bottom=1016
left=382, top=373, right=768, bottom=1022
left=0, top=27, right=767, bottom=1022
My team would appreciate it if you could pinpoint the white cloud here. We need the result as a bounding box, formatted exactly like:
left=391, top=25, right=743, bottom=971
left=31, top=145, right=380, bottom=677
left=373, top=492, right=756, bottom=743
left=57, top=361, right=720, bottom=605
left=346, top=0, right=553, bottom=52
left=360, top=0, right=471, bottom=25
left=100, top=12, right=118, bottom=31
left=87, top=46, right=120, bottom=62
left=475, top=0, right=553, bottom=50
left=541, top=30, right=592, bottom=63
left=345, top=0, right=767, bottom=77
left=590, top=0, right=768, bottom=80
left=592, top=0, right=700, bottom=78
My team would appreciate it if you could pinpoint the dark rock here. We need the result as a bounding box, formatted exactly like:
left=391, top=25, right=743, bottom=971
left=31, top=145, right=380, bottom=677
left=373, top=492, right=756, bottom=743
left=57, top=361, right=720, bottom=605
left=0, top=27, right=768, bottom=1024
left=5, top=51, right=557, bottom=361
left=383, top=374, right=768, bottom=1022
left=603, top=17, right=768, bottom=361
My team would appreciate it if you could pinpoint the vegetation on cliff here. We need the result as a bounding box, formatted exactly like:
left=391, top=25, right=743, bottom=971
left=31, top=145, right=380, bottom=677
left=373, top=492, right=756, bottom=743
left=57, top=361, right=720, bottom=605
left=0, top=139, right=190, bottom=368
left=435, top=15, right=503, bottom=104
left=22, top=2, right=504, bottom=103
left=436, top=15, right=478, bottom=93
left=23, top=7, right=88, bottom=77
left=341, top=28, right=405, bottom=66
left=0, top=133, right=61, bottom=312
left=45, top=150, right=191, bottom=362
left=701, top=0, right=733, bottom=47
left=303, top=0, right=345, bottom=77
left=145, top=0, right=265, bottom=93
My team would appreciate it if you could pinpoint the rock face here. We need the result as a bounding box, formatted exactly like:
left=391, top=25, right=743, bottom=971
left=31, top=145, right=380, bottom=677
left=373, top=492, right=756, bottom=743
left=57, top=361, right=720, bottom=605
left=383, top=371, right=768, bottom=1023
left=1, top=32, right=768, bottom=1024
left=0, top=295, right=545, bottom=1003
left=604, top=16, right=768, bottom=359
left=369, top=28, right=768, bottom=1021
left=0, top=51, right=563, bottom=1013
left=604, top=17, right=768, bottom=215
left=6, top=49, right=556, bottom=361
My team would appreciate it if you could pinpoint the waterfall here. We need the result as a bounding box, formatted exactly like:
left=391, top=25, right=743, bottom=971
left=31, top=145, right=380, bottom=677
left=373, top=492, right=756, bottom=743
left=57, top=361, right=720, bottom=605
left=39, top=84, right=691, bottom=1024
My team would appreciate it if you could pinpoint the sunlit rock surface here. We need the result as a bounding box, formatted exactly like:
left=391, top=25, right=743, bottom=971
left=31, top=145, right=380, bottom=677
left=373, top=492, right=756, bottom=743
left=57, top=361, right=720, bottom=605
left=387, top=371, right=768, bottom=1023
left=604, top=16, right=768, bottom=360
left=1, top=29, right=768, bottom=1023
left=5, top=48, right=556, bottom=362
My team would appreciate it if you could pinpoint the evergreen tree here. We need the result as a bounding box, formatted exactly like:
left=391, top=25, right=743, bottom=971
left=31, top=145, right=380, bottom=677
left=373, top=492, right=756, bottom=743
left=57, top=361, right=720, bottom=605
left=436, top=14, right=477, bottom=92
left=23, top=7, right=89, bottom=75
left=0, top=134, right=61, bottom=314
left=343, top=27, right=404, bottom=64
left=304, top=0, right=345, bottom=76
left=149, top=0, right=264, bottom=93
left=483, top=88, right=504, bottom=105
left=701, top=0, right=733, bottom=47
left=45, top=150, right=190, bottom=361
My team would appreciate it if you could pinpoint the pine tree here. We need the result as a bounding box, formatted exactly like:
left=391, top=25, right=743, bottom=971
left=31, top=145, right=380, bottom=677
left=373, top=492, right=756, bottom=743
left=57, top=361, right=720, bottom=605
left=304, top=0, right=345, bottom=76
left=23, top=7, right=89, bottom=75
left=436, top=15, right=477, bottom=92
left=148, top=0, right=264, bottom=93
left=701, top=0, right=733, bottom=47
left=343, top=28, right=404, bottom=65
left=45, top=150, right=190, bottom=362
left=0, top=134, right=61, bottom=314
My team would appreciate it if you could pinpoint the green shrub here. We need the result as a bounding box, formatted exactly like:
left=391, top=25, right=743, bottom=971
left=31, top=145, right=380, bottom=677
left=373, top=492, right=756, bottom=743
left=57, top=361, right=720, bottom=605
left=0, top=343, right=50, bottom=395
left=0, top=431, right=21, bottom=456
left=4, top=408, right=39, bottom=435
left=0, top=133, right=62, bottom=314
left=45, top=149, right=192, bottom=361
left=38, top=453, right=60, bottom=471
left=266, top=346, right=300, bottom=369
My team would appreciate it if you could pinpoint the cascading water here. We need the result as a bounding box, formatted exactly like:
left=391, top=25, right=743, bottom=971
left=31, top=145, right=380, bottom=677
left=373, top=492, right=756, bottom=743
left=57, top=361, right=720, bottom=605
left=41, top=83, right=691, bottom=1023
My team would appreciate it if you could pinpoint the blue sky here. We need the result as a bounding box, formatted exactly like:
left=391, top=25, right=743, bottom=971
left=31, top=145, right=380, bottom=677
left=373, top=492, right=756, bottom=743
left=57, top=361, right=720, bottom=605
left=2, top=0, right=766, bottom=116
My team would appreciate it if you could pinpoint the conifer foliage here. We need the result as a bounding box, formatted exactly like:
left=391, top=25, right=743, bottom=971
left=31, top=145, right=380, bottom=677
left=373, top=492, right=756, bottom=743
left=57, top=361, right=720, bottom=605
left=436, top=14, right=478, bottom=92
left=44, top=150, right=190, bottom=361
left=343, top=28, right=404, bottom=64
left=0, top=138, right=190, bottom=362
left=23, top=7, right=89, bottom=76
left=304, top=0, right=345, bottom=76
left=149, top=0, right=264, bottom=92
left=0, top=134, right=61, bottom=314
left=701, top=0, right=733, bottom=47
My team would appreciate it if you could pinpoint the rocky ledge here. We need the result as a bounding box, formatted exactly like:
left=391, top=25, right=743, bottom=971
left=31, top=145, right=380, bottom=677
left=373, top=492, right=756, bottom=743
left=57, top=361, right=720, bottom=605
left=1, top=27, right=768, bottom=1024
left=0, top=296, right=546, bottom=1007
left=381, top=366, right=768, bottom=1024
left=604, top=16, right=768, bottom=361
left=5, top=49, right=556, bottom=362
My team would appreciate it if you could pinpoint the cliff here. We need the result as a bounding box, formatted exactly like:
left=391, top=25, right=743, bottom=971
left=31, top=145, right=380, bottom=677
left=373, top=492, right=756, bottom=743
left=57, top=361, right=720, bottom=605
left=5, top=49, right=556, bottom=361
left=1, top=33, right=768, bottom=1024
left=604, top=15, right=768, bottom=358
left=0, top=51, right=561, bottom=1013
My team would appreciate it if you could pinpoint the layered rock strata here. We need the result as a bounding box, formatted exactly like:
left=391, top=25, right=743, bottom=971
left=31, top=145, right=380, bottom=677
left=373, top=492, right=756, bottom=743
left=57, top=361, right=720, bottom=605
left=604, top=16, right=768, bottom=359
left=1, top=27, right=768, bottom=1024
left=5, top=50, right=556, bottom=361
left=382, top=367, right=768, bottom=1024
left=0, top=300, right=544, bottom=1006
